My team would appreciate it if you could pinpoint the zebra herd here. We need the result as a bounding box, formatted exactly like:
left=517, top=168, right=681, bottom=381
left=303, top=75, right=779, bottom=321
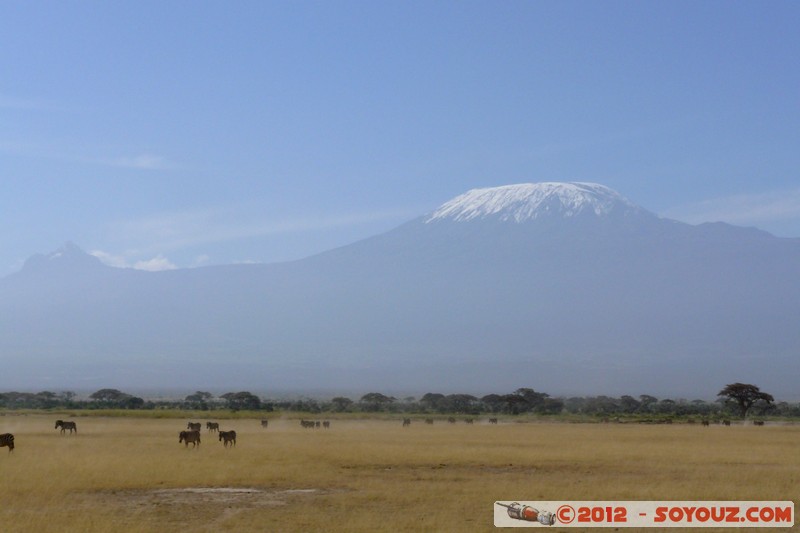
left=1, top=416, right=770, bottom=455
left=599, top=417, right=767, bottom=427
left=180, top=422, right=239, bottom=449
left=407, top=417, right=493, bottom=426
left=0, top=419, right=246, bottom=454
left=299, top=419, right=330, bottom=429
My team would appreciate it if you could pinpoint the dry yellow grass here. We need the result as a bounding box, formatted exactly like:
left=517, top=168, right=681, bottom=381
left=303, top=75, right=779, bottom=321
left=0, top=415, right=797, bottom=532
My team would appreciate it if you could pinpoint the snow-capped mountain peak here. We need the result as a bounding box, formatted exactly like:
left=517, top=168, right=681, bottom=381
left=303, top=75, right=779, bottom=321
left=425, top=182, right=644, bottom=223
left=19, top=241, right=106, bottom=276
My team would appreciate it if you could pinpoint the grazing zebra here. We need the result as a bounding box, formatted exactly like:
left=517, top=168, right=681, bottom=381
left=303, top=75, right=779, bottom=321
left=464, top=418, right=474, bottom=424
left=753, top=420, right=765, bottom=426
left=55, top=420, right=77, bottom=435
left=489, top=418, right=498, bottom=425
left=402, top=418, right=411, bottom=427
left=179, top=430, right=201, bottom=448
left=701, top=419, right=710, bottom=427
left=424, top=418, right=434, bottom=425
left=300, top=420, right=315, bottom=429
left=0, top=433, right=13, bottom=452
left=322, top=420, right=330, bottom=429
left=261, top=419, right=269, bottom=428
left=187, top=422, right=202, bottom=431
left=722, top=419, right=731, bottom=426
left=219, top=430, right=237, bottom=447
left=206, top=422, right=219, bottom=432
left=447, top=417, right=456, bottom=424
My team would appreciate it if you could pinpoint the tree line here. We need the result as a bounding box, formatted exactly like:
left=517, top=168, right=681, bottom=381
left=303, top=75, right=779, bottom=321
left=0, top=383, right=791, bottom=419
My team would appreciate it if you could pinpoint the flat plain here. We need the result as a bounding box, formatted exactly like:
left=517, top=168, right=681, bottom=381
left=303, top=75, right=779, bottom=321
left=0, top=414, right=797, bottom=532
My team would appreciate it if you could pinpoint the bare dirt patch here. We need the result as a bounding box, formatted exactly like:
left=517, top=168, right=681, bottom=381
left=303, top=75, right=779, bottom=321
left=102, top=486, right=326, bottom=508
left=80, top=486, right=335, bottom=528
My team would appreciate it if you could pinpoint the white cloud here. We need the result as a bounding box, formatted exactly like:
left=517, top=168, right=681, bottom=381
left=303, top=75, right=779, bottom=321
left=89, top=250, right=130, bottom=268
left=108, top=153, right=169, bottom=170
left=133, top=255, right=177, bottom=272
left=91, top=250, right=177, bottom=271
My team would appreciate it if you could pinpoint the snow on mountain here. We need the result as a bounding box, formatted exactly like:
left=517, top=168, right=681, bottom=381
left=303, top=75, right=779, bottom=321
left=425, top=182, right=645, bottom=223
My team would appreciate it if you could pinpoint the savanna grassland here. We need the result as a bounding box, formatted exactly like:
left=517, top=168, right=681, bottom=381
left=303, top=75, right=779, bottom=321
left=0, top=414, right=797, bottom=532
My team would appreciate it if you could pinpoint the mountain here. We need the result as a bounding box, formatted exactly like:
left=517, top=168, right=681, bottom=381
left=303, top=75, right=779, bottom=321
left=2, top=182, right=799, bottom=398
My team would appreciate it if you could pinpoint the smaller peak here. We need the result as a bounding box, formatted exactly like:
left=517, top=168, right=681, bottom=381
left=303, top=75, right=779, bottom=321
left=426, top=182, right=644, bottom=223
left=47, top=241, right=86, bottom=259
left=21, top=242, right=106, bottom=275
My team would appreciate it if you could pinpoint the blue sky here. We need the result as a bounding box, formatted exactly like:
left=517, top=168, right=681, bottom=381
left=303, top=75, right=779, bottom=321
left=2, top=1, right=798, bottom=275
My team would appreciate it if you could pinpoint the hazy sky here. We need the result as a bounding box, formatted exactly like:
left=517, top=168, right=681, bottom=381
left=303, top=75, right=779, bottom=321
left=2, top=1, right=798, bottom=275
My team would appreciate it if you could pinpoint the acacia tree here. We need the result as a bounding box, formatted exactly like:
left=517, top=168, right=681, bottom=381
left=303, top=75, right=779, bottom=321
left=445, top=394, right=479, bottom=414
left=514, top=388, right=549, bottom=413
left=480, top=394, right=505, bottom=413
left=500, top=394, right=528, bottom=415
left=90, top=388, right=128, bottom=402
left=717, top=383, right=774, bottom=419
left=329, top=397, right=354, bottom=412
left=89, top=388, right=144, bottom=409
left=359, top=392, right=395, bottom=412
left=220, top=391, right=261, bottom=411
left=185, top=391, right=213, bottom=410
left=419, top=393, right=446, bottom=413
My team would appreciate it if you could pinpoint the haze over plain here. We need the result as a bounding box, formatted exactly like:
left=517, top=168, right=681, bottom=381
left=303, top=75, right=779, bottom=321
left=2, top=182, right=798, bottom=399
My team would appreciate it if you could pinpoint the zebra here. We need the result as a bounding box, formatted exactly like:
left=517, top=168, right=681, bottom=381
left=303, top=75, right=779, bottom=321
left=447, top=417, right=456, bottom=424
left=701, top=419, right=710, bottom=427
left=464, top=418, right=474, bottom=424
left=261, top=419, right=269, bottom=428
left=722, top=419, right=731, bottom=426
left=300, top=420, right=315, bottom=429
left=219, top=430, right=237, bottom=447
left=206, top=422, right=219, bottom=432
left=753, top=420, right=765, bottom=426
left=179, top=430, right=201, bottom=448
left=424, top=418, right=434, bottom=425
left=489, top=418, right=498, bottom=425
left=55, top=420, right=77, bottom=435
left=402, top=418, right=411, bottom=427
left=322, top=420, right=330, bottom=429
left=187, top=422, right=202, bottom=432
left=0, top=433, right=13, bottom=452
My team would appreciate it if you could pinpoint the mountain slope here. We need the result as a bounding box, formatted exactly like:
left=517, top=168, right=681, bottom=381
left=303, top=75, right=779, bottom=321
left=2, top=183, right=799, bottom=397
